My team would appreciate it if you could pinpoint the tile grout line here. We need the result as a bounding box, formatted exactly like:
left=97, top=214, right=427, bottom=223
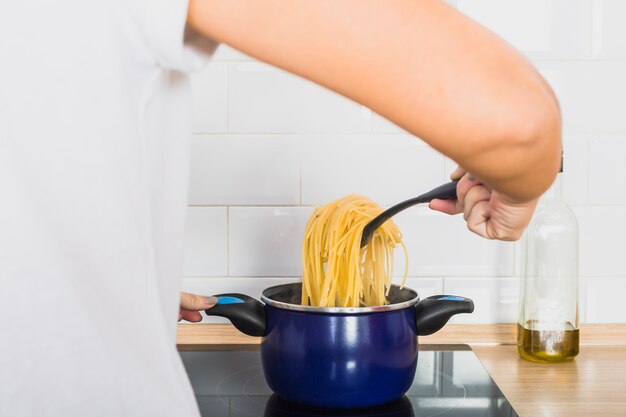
left=226, top=206, right=230, bottom=277
left=585, top=136, right=592, bottom=205
left=225, top=62, right=230, bottom=134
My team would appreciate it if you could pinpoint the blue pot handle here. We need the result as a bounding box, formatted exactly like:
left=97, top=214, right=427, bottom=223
left=414, top=295, right=474, bottom=336
left=204, top=293, right=266, bottom=337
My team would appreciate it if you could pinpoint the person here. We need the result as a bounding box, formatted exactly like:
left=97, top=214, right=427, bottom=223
left=0, top=0, right=560, bottom=416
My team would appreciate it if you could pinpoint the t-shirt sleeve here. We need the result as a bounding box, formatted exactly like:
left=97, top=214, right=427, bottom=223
left=130, top=0, right=218, bottom=72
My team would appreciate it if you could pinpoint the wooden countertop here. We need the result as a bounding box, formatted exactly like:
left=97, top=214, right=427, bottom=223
left=473, top=345, right=626, bottom=417
left=177, top=323, right=626, bottom=417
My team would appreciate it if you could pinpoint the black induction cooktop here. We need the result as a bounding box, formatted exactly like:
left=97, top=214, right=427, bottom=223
left=179, top=345, right=518, bottom=417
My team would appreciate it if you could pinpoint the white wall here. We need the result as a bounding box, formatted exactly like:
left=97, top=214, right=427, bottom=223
left=183, top=0, right=626, bottom=324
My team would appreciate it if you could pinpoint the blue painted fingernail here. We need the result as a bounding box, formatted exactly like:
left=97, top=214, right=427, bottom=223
left=217, top=296, right=246, bottom=305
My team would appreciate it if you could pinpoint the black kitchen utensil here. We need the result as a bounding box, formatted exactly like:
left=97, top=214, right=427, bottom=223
left=360, top=180, right=459, bottom=247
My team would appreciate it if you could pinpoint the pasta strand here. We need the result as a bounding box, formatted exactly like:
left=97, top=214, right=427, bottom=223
left=301, top=194, right=408, bottom=307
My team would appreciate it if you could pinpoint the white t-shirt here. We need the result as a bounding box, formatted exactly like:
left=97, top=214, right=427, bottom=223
left=0, top=1, right=216, bottom=415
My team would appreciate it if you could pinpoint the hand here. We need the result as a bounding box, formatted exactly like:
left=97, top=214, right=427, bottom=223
left=178, top=292, right=218, bottom=322
left=429, top=167, right=538, bottom=241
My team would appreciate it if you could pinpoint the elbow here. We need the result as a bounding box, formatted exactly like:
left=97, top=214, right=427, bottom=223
left=516, top=90, right=562, bottom=196
left=474, top=85, right=562, bottom=203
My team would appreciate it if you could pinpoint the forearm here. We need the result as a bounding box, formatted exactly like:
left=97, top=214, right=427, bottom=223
left=188, top=0, right=561, bottom=202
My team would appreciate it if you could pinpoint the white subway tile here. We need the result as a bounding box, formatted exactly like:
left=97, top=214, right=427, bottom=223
left=228, top=62, right=371, bottom=133
left=229, top=207, right=313, bottom=276
left=402, top=278, right=444, bottom=299
left=184, top=277, right=300, bottom=299
left=592, top=0, right=626, bottom=59
left=563, top=135, right=589, bottom=206
left=393, top=207, right=515, bottom=277
left=536, top=62, right=626, bottom=135
left=181, top=277, right=299, bottom=323
left=212, top=44, right=253, bottom=61
left=586, top=277, right=626, bottom=323
left=301, top=135, right=445, bottom=206
left=573, top=206, right=626, bottom=277
left=190, top=62, right=227, bottom=133
left=588, top=135, right=626, bottom=204
left=457, top=0, right=592, bottom=59
left=183, top=207, right=228, bottom=277
left=444, top=278, right=520, bottom=324
left=579, top=275, right=588, bottom=324
left=188, top=135, right=301, bottom=205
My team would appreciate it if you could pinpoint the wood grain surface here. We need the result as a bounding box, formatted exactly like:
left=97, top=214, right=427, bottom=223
left=473, top=345, right=626, bottom=417
left=176, top=323, right=626, bottom=350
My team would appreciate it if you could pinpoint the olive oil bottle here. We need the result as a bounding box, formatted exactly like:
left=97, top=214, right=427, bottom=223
left=518, top=158, right=579, bottom=363
left=517, top=322, right=579, bottom=362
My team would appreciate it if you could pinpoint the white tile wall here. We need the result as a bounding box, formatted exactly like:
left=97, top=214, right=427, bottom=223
left=301, top=135, right=445, bottom=206
left=228, top=207, right=313, bottom=276
left=592, top=0, right=626, bottom=59
left=563, top=135, right=589, bottom=206
left=183, top=207, right=228, bottom=277
left=393, top=207, right=515, bottom=277
left=456, top=0, right=592, bottom=59
left=586, top=277, right=626, bottom=323
left=402, top=278, right=444, bottom=299
left=535, top=62, right=626, bottom=135
left=588, top=135, right=626, bottom=205
left=228, top=62, right=371, bottom=133
left=190, top=63, right=227, bottom=133
left=444, top=278, right=520, bottom=324
left=573, top=207, right=626, bottom=277
left=189, top=135, right=301, bottom=205
left=183, top=3, right=626, bottom=324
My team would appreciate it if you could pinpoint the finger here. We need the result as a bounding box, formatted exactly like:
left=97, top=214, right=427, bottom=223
left=465, top=200, right=493, bottom=239
left=180, top=292, right=218, bottom=311
left=429, top=199, right=462, bottom=215
left=455, top=174, right=480, bottom=208
left=462, top=185, right=492, bottom=221
left=449, top=165, right=467, bottom=181
left=179, top=309, right=203, bottom=323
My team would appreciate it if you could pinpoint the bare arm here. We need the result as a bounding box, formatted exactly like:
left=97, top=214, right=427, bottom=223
left=187, top=0, right=561, bottom=203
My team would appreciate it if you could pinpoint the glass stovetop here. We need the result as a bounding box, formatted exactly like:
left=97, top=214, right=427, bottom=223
left=180, top=345, right=518, bottom=417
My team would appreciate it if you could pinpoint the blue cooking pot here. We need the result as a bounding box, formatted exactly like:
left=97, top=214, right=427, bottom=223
left=205, top=283, right=473, bottom=409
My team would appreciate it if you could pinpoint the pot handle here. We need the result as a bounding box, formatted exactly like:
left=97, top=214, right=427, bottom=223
left=204, top=293, right=266, bottom=337
left=415, top=295, right=474, bottom=336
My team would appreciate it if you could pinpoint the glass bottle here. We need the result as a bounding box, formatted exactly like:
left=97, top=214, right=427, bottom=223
left=517, top=160, right=579, bottom=363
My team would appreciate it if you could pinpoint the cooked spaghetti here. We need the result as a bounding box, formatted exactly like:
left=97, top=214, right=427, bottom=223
left=301, top=194, right=408, bottom=308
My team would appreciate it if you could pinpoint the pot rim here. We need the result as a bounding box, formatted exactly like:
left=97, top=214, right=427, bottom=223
left=260, top=283, right=420, bottom=314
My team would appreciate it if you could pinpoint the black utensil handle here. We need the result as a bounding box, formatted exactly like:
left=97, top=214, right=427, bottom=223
left=416, top=180, right=459, bottom=202
left=360, top=180, right=459, bottom=247
left=204, top=293, right=266, bottom=337
left=414, top=295, right=474, bottom=336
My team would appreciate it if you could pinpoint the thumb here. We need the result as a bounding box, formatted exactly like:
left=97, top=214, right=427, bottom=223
left=180, top=292, right=218, bottom=311
left=449, top=165, right=467, bottom=181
